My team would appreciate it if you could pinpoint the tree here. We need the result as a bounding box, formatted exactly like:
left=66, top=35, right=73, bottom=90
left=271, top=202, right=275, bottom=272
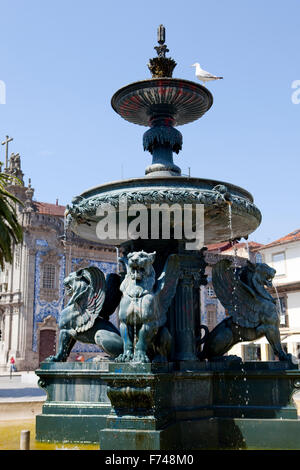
left=0, top=172, right=23, bottom=269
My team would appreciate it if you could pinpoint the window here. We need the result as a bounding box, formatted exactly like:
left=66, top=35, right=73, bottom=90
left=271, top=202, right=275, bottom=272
left=244, top=344, right=260, bottom=361
left=42, top=264, right=56, bottom=289
left=272, top=252, right=286, bottom=276
left=207, top=286, right=216, bottom=298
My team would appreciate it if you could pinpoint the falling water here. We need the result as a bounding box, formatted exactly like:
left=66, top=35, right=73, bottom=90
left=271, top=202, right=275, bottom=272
left=62, top=212, right=74, bottom=276
left=132, top=299, right=140, bottom=362
left=115, top=247, right=120, bottom=274
left=51, top=213, right=73, bottom=357
left=228, top=203, right=238, bottom=267
left=228, top=203, right=238, bottom=313
left=245, top=239, right=250, bottom=259
left=63, top=213, right=70, bottom=275
left=274, top=284, right=283, bottom=320
left=228, top=202, right=234, bottom=240
left=228, top=203, right=248, bottom=414
left=134, top=310, right=137, bottom=351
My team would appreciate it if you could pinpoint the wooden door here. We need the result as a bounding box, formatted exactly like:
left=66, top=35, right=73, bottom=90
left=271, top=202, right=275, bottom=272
left=39, top=329, right=56, bottom=363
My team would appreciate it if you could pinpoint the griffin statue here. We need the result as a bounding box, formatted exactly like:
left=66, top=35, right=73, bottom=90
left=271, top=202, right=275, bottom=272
left=116, top=251, right=180, bottom=363
left=45, top=266, right=123, bottom=362
left=198, top=259, right=293, bottom=364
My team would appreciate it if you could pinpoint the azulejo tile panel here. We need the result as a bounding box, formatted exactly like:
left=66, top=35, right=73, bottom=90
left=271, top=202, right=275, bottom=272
left=33, top=248, right=117, bottom=354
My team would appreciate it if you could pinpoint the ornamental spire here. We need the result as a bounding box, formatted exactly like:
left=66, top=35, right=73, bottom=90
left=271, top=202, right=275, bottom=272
left=148, top=25, right=177, bottom=78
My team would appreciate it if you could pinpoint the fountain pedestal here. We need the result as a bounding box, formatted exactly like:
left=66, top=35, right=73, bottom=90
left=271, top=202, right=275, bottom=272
left=35, top=360, right=300, bottom=449
left=99, top=361, right=300, bottom=450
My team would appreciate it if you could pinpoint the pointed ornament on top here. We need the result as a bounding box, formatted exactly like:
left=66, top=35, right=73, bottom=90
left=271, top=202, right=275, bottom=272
left=148, top=25, right=177, bottom=78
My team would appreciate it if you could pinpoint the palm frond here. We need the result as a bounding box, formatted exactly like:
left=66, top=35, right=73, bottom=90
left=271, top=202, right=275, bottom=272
left=0, top=172, right=24, bottom=269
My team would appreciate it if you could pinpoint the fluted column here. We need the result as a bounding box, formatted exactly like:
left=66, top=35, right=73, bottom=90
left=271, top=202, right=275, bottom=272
left=173, top=271, right=198, bottom=361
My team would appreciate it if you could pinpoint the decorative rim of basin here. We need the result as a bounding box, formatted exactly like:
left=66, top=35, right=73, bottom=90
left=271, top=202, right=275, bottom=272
left=75, top=176, right=254, bottom=203
left=66, top=176, right=261, bottom=246
left=111, top=78, right=213, bottom=127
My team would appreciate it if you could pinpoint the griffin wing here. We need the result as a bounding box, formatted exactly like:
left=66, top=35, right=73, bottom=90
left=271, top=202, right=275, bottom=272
left=75, top=266, right=106, bottom=333
left=212, top=259, right=261, bottom=328
left=154, top=254, right=180, bottom=317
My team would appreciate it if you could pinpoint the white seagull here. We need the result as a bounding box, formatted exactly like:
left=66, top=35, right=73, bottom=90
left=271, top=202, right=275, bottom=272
left=191, top=63, right=223, bottom=86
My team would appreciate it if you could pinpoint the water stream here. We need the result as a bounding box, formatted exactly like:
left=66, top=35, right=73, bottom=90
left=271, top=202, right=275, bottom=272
left=274, top=284, right=283, bottom=320
left=228, top=202, right=249, bottom=417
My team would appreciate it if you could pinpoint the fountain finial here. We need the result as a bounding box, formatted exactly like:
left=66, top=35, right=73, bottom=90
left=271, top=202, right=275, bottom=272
left=148, top=25, right=177, bottom=78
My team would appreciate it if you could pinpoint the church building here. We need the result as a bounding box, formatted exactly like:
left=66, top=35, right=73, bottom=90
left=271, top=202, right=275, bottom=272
left=0, top=152, right=117, bottom=371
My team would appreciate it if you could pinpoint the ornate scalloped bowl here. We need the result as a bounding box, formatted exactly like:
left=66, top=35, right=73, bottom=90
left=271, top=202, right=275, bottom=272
left=66, top=176, right=262, bottom=246
left=111, top=78, right=213, bottom=127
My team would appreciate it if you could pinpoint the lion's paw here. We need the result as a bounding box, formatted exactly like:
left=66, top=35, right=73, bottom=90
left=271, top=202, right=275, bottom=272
left=132, top=350, right=150, bottom=363
left=115, top=351, right=133, bottom=362
left=43, top=355, right=57, bottom=363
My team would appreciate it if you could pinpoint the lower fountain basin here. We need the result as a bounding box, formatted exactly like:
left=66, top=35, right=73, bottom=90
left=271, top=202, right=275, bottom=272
left=66, top=175, right=261, bottom=246
left=35, top=360, right=300, bottom=449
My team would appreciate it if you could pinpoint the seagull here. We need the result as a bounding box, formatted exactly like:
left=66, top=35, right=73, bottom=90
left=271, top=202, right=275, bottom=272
left=191, top=63, right=223, bottom=86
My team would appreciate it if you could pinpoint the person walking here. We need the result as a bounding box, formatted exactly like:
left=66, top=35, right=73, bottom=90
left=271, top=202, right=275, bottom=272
left=9, top=356, right=16, bottom=378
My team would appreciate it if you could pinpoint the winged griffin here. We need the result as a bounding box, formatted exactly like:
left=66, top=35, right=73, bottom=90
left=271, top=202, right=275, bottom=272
left=199, top=259, right=293, bottom=364
left=116, top=251, right=180, bottom=363
left=46, top=267, right=123, bottom=362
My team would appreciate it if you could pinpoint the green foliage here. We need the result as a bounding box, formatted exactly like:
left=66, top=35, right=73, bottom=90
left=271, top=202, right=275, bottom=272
left=0, top=172, right=23, bottom=269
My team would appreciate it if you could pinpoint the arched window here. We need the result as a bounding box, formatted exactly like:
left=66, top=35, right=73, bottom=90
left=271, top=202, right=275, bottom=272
left=42, top=263, right=56, bottom=289
left=206, top=285, right=216, bottom=298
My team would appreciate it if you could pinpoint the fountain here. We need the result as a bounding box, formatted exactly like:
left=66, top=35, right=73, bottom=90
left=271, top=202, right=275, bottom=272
left=35, top=26, right=300, bottom=450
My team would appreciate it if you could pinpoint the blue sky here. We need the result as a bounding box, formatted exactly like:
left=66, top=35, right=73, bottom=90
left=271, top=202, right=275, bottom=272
left=0, top=0, right=299, bottom=244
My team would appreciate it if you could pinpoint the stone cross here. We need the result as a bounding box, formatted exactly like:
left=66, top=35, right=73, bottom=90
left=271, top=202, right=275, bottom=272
left=1, top=135, right=13, bottom=169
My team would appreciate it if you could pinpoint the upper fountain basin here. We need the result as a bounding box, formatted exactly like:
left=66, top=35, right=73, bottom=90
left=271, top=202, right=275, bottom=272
left=111, top=78, right=213, bottom=126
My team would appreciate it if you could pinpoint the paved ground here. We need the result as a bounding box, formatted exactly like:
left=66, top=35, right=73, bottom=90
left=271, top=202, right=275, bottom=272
left=0, top=372, right=46, bottom=402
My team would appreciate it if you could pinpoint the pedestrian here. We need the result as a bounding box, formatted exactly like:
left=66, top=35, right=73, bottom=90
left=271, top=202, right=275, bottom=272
left=75, top=353, right=84, bottom=363
left=9, top=356, right=16, bottom=378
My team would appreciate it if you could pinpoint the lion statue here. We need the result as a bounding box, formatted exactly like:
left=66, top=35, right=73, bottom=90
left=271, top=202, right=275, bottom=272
left=116, top=250, right=180, bottom=363
left=198, top=259, right=293, bottom=364
left=45, top=266, right=123, bottom=362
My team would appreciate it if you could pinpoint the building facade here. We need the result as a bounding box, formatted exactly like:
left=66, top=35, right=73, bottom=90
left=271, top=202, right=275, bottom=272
left=0, top=154, right=117, bottom=371
left=224, top=231, right=300, bottom=361
left=255, top=229, right=300, bottom=359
